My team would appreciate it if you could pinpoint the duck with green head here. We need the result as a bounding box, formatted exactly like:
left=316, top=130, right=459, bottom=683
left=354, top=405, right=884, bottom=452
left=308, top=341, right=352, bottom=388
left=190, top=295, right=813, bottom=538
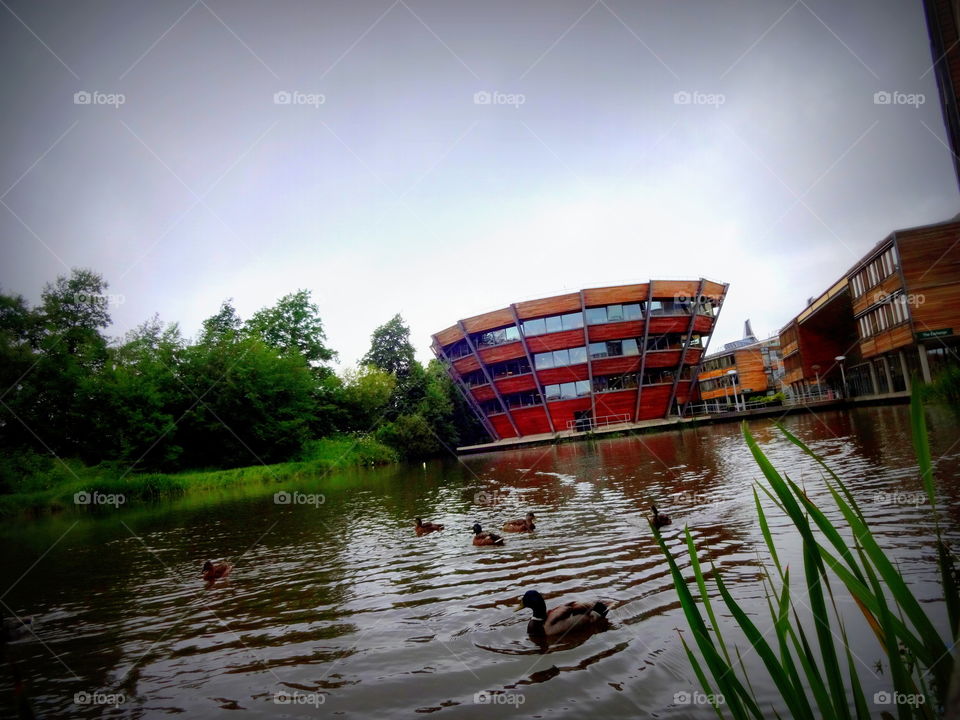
left=521, top=590, right=609, bottom=636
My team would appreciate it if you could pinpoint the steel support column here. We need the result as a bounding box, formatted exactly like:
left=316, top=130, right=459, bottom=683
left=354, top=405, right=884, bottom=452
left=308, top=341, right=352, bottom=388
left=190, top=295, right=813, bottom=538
left=431, top=339, right=499, bottom=441
left=680, top=281, right=729, bottom=416
left=579, top=291, right=598, bottom=428
left=458, top=320, right=522, bottom=438
left=633, top=279, right=655, bottom=422
left=509, top=305, right=556, bottom=434
left=667, top=278, right=707, bottom=417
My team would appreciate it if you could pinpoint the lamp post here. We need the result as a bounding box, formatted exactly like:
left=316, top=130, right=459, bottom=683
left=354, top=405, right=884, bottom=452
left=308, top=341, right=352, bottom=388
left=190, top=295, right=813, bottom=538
left=727, top=369, right=740, bottom=411
left=812, top=364, right=821, bottom=400
left=835, top=355, right=847, bottom=399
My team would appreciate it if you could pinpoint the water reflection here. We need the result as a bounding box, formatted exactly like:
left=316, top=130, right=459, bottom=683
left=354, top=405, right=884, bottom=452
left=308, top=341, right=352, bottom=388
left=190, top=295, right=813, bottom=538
left=1, top=406, right=957, bottom=718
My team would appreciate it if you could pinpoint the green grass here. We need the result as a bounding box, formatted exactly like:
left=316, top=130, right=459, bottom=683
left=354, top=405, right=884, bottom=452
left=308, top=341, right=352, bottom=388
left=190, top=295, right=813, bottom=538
left=0, top=434, right=398, bottom=519
left=654, top=384, right=958, bottom=719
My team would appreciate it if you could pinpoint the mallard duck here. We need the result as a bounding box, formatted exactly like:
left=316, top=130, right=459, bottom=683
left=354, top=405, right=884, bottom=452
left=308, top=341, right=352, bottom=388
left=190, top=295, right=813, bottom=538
left=201, top=560, right=233, bottom=581
left=651, top=505, right=671, bottom=529
left=471, top=523, right=504, bottom=546
left=502, top=512, right=536, bottom=533
left=521, top=590, right=609, bottom=636
left=1, top=611, right=34, bottom=642
left=415, top=517, right=444, bottom=535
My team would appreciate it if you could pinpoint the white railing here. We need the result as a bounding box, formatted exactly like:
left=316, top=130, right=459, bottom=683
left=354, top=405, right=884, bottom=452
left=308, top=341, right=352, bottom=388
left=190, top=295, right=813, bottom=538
left=566, top=413, right=631, bottom=431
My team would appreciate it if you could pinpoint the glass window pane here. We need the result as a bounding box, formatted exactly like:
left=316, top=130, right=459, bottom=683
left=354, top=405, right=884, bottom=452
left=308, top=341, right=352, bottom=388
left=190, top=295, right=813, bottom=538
left=586, top=307, right=607, bottom=325
left=568, top=346, right=587, bottom=365
left=576, top=380, right=590, bottom=396
left=623, top=303, right=642, bottom=321
left=623, top=338, right=639, bottom=355
left=560, top=382, right=577, bottom=399
left=562, top=312, right=584, bottom=330
left=535, top=352, right=554, bottom=369
left=553, top=349, right=569, bottom=366
left=545, top=315, right=563, bottom=333
left=649, top=300, right=664, bottom=315
left=523, top=318, right=545, bottom=336
left=607, top=304, right=624, bottom=322
left=505, top=326, right=520, bottom=342
left=545, top=384, right=560, bottom=400
left=589, top=342, right=607, bottom=358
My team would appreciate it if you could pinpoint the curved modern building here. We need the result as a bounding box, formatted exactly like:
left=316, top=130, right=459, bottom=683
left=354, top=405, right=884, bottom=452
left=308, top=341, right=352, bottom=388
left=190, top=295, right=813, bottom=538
left=431, top=279, right=728, bottom=442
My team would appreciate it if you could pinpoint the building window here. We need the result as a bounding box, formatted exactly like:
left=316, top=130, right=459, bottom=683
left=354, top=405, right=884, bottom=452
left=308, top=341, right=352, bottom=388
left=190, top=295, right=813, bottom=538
left=476, top=325, right=521, bottom=347
left=462, top=370, right=486, bottom=387
left=447, top=339, right=471, bottom=359
left=521, top=312, right=584, bottom=337
left=589, top=338, right=640, bottom=359
left=489, top=358, right=531, bottom=378
left=585, top=303, right=643, bottom=325
left=544, top=380, right=591, bottom=400
left=593, top=373, right=640, bottom=392
left=650, top=300, right=692, bottom=315
left=534, top=346, right=588, bottom=369
left=504, top=390, right=543, bottom=408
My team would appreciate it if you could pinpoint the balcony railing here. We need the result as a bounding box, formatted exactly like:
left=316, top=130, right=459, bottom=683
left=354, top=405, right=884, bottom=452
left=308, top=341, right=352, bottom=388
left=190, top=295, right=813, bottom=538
left=566, top=413, right=631, bottom=431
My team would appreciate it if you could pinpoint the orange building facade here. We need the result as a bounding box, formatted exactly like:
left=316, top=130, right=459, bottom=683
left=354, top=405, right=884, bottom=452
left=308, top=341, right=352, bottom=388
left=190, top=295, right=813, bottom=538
left=431, top=279, right=728, bottom=442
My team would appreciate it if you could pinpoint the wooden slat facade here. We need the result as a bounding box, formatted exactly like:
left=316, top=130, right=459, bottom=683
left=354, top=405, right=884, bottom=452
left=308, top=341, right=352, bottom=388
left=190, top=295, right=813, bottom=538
left=431, top=279, right=726, bottom=443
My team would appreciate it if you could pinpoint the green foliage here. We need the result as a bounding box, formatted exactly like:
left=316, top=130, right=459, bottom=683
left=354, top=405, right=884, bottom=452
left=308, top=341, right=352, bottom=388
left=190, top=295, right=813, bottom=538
left=338, top=365, right=396, bottom=430
left=376, top=414, right=440, bottom=460
left=922, top=364, right=960, bottom=409
left=363, top=313, right=416, bottom=378
left=657, top=384, right=957, bottom=719
left=246, top=289, right=335, bottom=368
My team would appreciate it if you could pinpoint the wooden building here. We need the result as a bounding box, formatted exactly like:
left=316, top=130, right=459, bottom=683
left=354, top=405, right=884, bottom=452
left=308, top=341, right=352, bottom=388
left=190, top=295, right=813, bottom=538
left=924, top=0, right=960, bottom=191
left=779, top=217, right=960, bottom=398
left=431, top=279, right=728, bottom=442
left=696, top=320, right=783, bottom=406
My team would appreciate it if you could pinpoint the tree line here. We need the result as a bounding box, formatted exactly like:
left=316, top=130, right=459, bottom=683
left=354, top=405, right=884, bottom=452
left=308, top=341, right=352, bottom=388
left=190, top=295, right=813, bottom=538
left=0, top=268, right=485, bottom=488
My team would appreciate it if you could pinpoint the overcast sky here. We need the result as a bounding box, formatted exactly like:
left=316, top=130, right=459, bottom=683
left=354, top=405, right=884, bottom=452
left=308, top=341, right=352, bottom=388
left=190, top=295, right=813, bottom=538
left=2, top=0, right=958, bottom=367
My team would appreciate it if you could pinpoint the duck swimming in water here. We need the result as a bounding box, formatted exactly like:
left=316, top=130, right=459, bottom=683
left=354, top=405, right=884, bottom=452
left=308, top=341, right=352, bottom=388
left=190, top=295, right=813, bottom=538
left=415, top=518, right=444, bottom=535
left=471, top=523, right=504, bottom=546
left=651, top=505, right=671, bottom=529
left=502, top=512, right=535, bottom=533
left=201, top=560, right=233, bottom=582
left=521, top=590, right=609, bottom=636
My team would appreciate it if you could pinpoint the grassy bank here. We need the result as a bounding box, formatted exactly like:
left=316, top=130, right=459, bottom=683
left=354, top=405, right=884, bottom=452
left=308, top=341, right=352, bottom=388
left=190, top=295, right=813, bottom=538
left=0, top=435, right=398, bottom=519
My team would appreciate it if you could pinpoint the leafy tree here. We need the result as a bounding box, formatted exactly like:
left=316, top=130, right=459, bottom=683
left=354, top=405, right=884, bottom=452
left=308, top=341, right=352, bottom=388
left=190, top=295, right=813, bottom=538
left=339, top=365, right=396, bottom=431
left=376, top=413, right=439, bottom=460
left=363, top=314, right=416, bottom=378
left=199, top=299, right=242, bottom=346
left=246, top=289, right=335, bottom=368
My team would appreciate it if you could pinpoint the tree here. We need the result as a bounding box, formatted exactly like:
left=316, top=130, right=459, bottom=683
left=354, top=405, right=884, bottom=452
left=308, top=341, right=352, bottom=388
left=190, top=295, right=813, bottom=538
left=199, top=299, right=242, bottom=345
left=246, top=289, right=335, bottom=368
left=362, top=314, right=416, bottom=378
left=339, top=365, right=395, bottom=431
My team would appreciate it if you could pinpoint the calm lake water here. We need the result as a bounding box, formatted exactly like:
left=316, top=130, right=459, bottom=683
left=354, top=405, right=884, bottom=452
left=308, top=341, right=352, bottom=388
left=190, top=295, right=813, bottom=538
left=2, top=405, right=959, bottom=719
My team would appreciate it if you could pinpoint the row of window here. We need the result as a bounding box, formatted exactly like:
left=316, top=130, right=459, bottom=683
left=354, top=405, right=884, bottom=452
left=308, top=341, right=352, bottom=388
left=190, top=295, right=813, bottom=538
left=463, top=297, right=717, bottom=349
left=478, top=369, right=696, bottom=413
left=857, top=293, right=910, bottom=338
left=703, top=353, right=735, bottom=372
left=535, top=346, right=588, bottom=369
left=850, top=246, right=899, bottom=298
left=697, top=375, right=738, bottom=394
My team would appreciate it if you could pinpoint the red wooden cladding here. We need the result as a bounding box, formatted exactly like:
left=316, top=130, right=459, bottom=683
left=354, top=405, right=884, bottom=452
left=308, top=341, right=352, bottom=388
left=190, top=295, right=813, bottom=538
left=471, top=385, right=496, bottom=402
left=582, top=284, right=648, bottom=305
left=637, top=385, right=673, bottom=419
left=495, top=374, right=538, bottom=394
left=478, top=342, right=527, bottom=364
left=512, top=406, right=553, bottom=436
left=514, top=293, right=582, bottom=319
left=434, top=326, right=463, bottom=347
left=462, top=307, right=516, bottom=334
left=644, top=350, right=683, bottom=368
left=525, top=329, right=585, bottom=353
left=453, top=355, right=480, bottom=374
left=587, top=321, right=644, bottom=342
left=489, top=414, right=518, bottom=439
left=898, top=221, right=960, bottom=335
left=647, top=316, right=691, bottom=334
left=591, top=356, right=643, bottom=375
left=701, top=280, right=726, bottom=300
left=693, top=315, right=714, bottom=333
left=547, top=397, right=592, bottom=430
left=593, top=389, right=638, bottom=417
left=536, top=364, right=590, bottom=385
left=652, top=280, right=699, bottom=299
left=674, top=381, right=692, bottom=405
